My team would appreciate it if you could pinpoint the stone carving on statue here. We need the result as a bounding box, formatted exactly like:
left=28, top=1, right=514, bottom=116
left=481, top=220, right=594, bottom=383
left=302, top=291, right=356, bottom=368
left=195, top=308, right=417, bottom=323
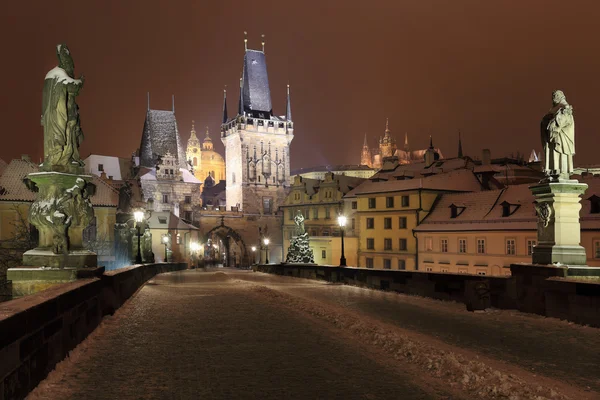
left=142, top=228, right=154, bottom=263
left=535, top=202, right=552, bottom=228
left=294, top=210, right=305, bottom=236
left=540, top=90, right=575, bottom=180
left=41, top=44, right=85, bottom=171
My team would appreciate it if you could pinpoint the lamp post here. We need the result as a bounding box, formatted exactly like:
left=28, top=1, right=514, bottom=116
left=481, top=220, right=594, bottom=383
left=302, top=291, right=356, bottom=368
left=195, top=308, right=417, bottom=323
left=263, top=238, right=270, bottom=264
left=338, top=215, right=347, bottom=266
left=190, top=241, right=199, bottom=269
left=133, top=210, right=145, bottom=264
left=162, top=234, right=169, bottom=262
left=251, top=246, right=257, bottom=265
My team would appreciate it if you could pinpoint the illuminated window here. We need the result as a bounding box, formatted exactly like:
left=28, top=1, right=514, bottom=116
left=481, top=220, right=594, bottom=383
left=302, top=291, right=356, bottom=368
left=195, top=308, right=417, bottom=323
left=441, top=239, right=448, bottom=253
left=527, top=239, right=536, bottom=256
left=506, top=238, right=516, bottom=255
left=176, top=233, right=181, bottom=244
left=459, top=238, right=467, bottom=254
left=477, top=238, right=486, bottom=254
left=425, top=237, right=433, bottom=251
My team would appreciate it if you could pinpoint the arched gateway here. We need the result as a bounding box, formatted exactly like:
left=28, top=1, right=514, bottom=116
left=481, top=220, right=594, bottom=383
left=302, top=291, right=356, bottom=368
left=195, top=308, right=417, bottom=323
left=205, top=220, right=250, bottom=268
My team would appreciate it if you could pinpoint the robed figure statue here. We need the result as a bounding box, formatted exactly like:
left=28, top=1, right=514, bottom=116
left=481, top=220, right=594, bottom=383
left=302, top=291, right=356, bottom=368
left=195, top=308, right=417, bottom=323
left=540, top=90, right=575, bottom=180
left=42, top=44, right=85, bottom=170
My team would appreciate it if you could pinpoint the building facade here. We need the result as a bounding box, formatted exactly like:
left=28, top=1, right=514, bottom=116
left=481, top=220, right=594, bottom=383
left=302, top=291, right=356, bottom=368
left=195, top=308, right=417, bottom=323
left=220, top=44, right=293, bottom=214
left=291, top=164, right=376, bottom=180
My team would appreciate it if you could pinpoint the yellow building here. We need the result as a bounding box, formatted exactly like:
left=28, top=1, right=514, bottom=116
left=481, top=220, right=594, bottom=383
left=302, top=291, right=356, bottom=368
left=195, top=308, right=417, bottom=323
left=414, top=178, right=600, bottom=275
left=0, top=157, right=119, bottom=271
left=347, top=169, right=484, bottom=271
left=146, top=211, right=200, bottom=263
left=282, top=173, right=364, bottom=266
left=186, top=122, right=226, bottom=183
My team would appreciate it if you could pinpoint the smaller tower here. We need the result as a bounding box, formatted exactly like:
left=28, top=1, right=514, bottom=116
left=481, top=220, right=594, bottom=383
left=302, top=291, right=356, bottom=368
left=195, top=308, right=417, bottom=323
left=404, top=132, right=409, bottom=152
left=186, top=121, right=202, bottom=170
left=360, top=134, right=372, bottom=167
left=379, top=118, right=397, bottom=159
left=203, top=127, right=214, bottom=151
left=222, top=88, right=228, bottom=124
left=424, top=135, right=440, bottom=166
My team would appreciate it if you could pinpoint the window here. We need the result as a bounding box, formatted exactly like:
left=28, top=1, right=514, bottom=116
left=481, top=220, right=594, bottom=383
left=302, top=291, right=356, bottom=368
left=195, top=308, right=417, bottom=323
left=477, top=271, right=487, bottom=276
left=352, top=201, right=357, bottom=210
left=158, top=217, right=167, bottom=224
left=351, top=218, right=355, bottom=230
left=595, top=240, right=600, bottom=258
left=441, top=239, right=448, bottom=253
left=425, top=237, right=433, bottom=251
left=401, top=195, right=410, bottom=207
left=398, top=259, right=406, bottom=270
left=321, top=250, right=326, bottom=259
left=176, top=233, right=181, bottom=244
left=288, top=209, right=294, bottom=220
left=184, top=211, right=192, bottom=221
left=366, top=258, right=374, bottom=268
left=305, top=209, right=310, bottom=220
left=386, top=197, right=394, bottom=208
left=383, top=259, right=391, bottom=269
left=366, top=218, right=374, bottom=229
left=263, top=197, right=273, bottom=214
left=184, top=195, right=192, bottom=204
left=232, top=172, right=236, bottom=184
left=162, top=194, right=169, bottom=204
left=399, top=238, right=407, bottom=251
left=527, top=239, right=537, bottom=256
left=459, top=238, right=467, bottom=254
left=441, top=268, right=449, bottom=273
left=322, top=229, right=330, bottom=236
left=590, top=195, right=600, bottom=214
left=506, top=238, right=516, bottom=255
left=193, top=157, right=197, bottom=166
left=384, top=238, right=392, bottom=250
left=368, top=198, right=376, bottom=209
left=426, top=267, right=433, bottom=272
left=399, top=217, right=407, bottom=229
left=366, top=238, right=375, bottom=250
left=313, top=208, right=319, bottom=219
left=98, top=164, right=104, bottom=172
left=477, top=238, right=486, bottom=254
left=325, top=208, right=331, bottom=219
left=384, top=217, right=392, bottom=229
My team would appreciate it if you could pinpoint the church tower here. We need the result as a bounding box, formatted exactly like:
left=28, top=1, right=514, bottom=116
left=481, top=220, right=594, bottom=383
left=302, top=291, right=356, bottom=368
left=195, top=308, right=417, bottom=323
left=221, top=36, right=293, bottom=214
left=360, top=134, right=372, bottom=167
left=186, top=121, right=201, bottom=172
left=379, top=118, right=397, bottom=159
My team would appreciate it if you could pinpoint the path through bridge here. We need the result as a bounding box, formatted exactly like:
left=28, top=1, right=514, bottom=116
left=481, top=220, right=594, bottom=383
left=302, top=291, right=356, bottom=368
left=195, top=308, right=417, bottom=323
left=28, top=269, right=600, bottom=400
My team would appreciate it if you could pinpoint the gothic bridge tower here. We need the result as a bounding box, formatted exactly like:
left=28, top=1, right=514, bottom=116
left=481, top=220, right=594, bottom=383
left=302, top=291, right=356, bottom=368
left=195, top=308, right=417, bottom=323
left=221, top=36, right=294, bottom=214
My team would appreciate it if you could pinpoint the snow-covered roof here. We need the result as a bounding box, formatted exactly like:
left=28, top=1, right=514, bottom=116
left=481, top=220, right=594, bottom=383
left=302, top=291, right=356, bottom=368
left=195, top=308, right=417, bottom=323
left=84, top=154, right=134, bottom=181
left=139, top=109, right=186, bottom=170
left=139, top=167, right=201, bottom=184
left=242, top=49, right=272, bottom=114
left=147, top=211, right=198, bottom=231
left=180, top=168, right=201, bottom=184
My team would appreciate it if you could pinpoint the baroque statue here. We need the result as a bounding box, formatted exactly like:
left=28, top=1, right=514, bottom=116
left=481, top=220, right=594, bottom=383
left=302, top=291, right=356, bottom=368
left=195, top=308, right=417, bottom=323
left=42, top=44, right=85, bottom=170
left=294, top=210, right=305, bottom=236
left=540, top=90, right=575, bottom=180
left=286, top=210, right=314, bottom=264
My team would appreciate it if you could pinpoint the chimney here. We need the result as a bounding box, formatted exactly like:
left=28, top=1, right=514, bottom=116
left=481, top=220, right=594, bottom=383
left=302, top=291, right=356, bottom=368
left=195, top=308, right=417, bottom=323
left=108, top=175, right=114, bottom=180
left=21, top=154, right=31, bottom=162
left=482, top=149, right=491, bottom=165
left=100, top=171, right=107, bottom=180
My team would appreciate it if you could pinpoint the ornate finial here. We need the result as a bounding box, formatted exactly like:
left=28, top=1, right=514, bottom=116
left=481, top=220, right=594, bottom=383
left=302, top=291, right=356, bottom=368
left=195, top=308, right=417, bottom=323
left=244, top=31, right=248, bottom=51
left=172, top=95, right=175, bottom=113
left=147, top=92, right=150, bottom=111
left=192, top=120, right=195, bottom=131
left=261, top=34, right=265, bottom=52
left=429, top=135, right=434, bottom=148
left=206, top=126, right=210, bottom=138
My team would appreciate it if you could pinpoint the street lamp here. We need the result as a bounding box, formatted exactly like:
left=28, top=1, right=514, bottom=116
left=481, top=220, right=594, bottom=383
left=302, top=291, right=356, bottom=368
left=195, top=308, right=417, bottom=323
left=338, top=215, right=347, bottom=266
left=190, top=241, right=202, bottom=269
left=263, top=238, right=270, bottom=264
left=251, top=246, right=257, bottom=265
left=133, top=210, right=145, bottom=264
left=162, top=234, right=170, bottom=262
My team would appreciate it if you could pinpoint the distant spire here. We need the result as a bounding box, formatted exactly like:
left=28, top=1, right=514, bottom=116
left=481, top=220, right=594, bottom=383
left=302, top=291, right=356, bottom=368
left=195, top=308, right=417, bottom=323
left=261, top=34, right=265, bottom=52
left=385, top=118, right=390, bottom=135
left=363, top=133, right=368, bottom=147
left=238, top=76, right=244, bottom=115
left=286, top=84, right=292, bottom=121
left=147, top=92, right=150, bottom=111
left=458, top=131, right=464, bottom=158
left=222, top=88, right=228, bottom=123
left=404, top=132, right=409, bottom=152
left=172, top=95, right=175, bottom=113
left=244, top=31, right=248, bottom=51
left=429, top=135, right=434, bottom=149
left=205, top=126, right=210, bottom=138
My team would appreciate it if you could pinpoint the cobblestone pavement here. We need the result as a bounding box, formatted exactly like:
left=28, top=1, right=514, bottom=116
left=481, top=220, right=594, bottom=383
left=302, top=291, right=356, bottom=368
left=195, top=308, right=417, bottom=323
left=28, top=270, right=444, bottom=400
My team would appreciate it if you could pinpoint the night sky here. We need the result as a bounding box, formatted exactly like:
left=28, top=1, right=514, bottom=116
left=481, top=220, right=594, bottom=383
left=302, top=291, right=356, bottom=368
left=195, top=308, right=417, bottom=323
left=1, top=0, right=599, bottom=169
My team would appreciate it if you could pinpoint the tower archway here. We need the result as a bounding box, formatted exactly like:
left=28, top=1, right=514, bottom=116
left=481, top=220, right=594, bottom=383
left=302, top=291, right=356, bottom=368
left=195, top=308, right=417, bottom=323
left=205, top=222, right=250, bottom=268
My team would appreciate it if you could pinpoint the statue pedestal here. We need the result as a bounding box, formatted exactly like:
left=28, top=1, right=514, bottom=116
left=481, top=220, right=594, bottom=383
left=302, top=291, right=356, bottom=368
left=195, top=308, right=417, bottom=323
left=530, top=180, right=588, bottom=266
left=24, top=171, right=97, bottom=269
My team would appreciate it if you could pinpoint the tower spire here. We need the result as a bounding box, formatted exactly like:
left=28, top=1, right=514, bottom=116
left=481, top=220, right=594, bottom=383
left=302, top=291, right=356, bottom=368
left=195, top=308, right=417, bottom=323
left=238, top=76, right=244, bottom=115
left=385, top=118, right=390, bottom=136
left=244, top=31, right=248, bottom=51
left=222, top=88, right=228, bottom=123
left=363, top=133, right=368, bottom=147
left=429, top=135, right=434, bottom=149
left=458, top=130, right=464, bottom=158
left=261, top=34, right=265, bottom=52
left=172, top=95, right=175, bottom=113
left=404, top=132, right=409, bottom=152
left=286, top=84, right=292, bottom=121
left=147, top=92, right=150, bottom=111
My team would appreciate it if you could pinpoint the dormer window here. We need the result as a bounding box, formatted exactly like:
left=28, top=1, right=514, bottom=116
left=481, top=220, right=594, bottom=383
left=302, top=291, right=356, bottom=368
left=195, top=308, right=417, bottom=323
left=500, top=201, right=520, bottom=217
left=449, top=203, right=466, bottom=218
left=588, top=195, right=600, bottom=214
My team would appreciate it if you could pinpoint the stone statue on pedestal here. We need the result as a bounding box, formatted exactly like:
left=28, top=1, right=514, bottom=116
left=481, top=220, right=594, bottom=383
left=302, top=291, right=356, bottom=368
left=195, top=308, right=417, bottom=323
left=530, top=90, right=588, bottom=266
left=285, top=210, right=314, bottom=264
left=541, top=90, right=575, bottom=180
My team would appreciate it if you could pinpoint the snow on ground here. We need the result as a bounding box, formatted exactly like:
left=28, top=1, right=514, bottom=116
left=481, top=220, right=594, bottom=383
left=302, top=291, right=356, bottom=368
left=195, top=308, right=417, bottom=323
left=27, top=270, right=599, bottom=400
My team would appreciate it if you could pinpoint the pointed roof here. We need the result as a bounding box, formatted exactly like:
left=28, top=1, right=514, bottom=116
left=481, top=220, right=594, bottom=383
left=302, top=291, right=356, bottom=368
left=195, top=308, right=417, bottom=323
left=363, top=133, right=368, bottom=148
left=458, top=131, right=464, bottom=158
left=286, top=84, right=292, bottom=121
left=241, top=49, right=272, bottom=115
left=139, top=108, right=187, bottom=169
left=385, top=118, right=390, bottom=136
left=187, top=121, right=200, bottom=148
left=203, top=127, right=212, bottom=143
left=222, top=89, right=228, bottom=124
left=404, top=132, right=409, bottom=151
